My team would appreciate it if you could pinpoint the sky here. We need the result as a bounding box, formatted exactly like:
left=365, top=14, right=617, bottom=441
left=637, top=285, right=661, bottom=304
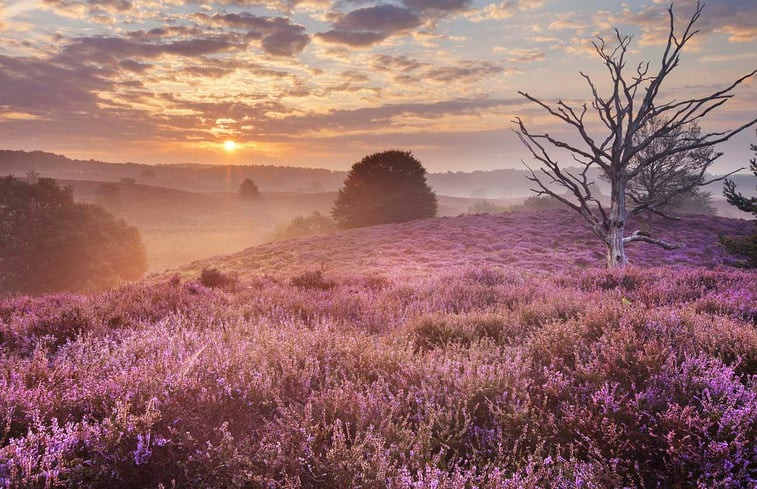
left=0, top=0, right=755, bottom=172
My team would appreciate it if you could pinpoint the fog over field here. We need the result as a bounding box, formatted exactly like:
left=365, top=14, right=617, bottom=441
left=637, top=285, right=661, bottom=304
left=2, top=151, right=754, bottom=270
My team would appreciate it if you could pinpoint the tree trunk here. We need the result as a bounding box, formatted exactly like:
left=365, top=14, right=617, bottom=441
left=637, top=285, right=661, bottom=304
left=606, top=175, right=628, bottom=268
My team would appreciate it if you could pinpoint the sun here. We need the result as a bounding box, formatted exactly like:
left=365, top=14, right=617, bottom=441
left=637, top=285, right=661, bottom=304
left=224, top=140, right=237, bottom=152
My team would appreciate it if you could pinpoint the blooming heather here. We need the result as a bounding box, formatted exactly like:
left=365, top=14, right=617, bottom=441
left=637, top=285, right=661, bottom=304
left=0, top=210, right=755, bottom=488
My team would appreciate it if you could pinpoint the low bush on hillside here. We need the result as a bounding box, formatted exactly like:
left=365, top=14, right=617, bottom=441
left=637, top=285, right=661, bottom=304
left=0, top=265, right=755, bottom=488
left=466, top=201, right=508, bottom=215
left=520, top=195, right=567, bottom=210
left=198, top=267, right=238, bottom=289
left=722, top=232, right=757, bottom=268
left=273, top=212, right=336, bottom=241
left=290, top=269, right=335, bottom=290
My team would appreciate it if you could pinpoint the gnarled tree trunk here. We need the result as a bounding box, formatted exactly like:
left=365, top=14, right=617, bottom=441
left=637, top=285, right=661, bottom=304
left=606, top=175, right=627, bottom=268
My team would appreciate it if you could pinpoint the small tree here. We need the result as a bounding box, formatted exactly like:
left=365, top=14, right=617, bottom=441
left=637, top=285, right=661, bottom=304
left=0, top=176, right=147, bottom=295
left=239, top=178, right=260, bottom=199
left=25, top=170, right=40, bottom=183
left=514, top=3, right=756, bottom=268
left=332, top=150, right=437, bottom=228
left=626, top=116, right=717, bottom=218
left=722, top=132, right=757, bottom=267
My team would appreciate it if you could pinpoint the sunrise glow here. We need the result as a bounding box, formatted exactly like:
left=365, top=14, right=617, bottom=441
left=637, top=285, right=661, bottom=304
left=224, top=140, right=238, bottom=153
left=0, top=0, right=753, bottom=170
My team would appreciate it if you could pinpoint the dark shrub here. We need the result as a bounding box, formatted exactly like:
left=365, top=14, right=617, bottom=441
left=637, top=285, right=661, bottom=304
left=721, top=231, right=757, bottom=268
left=238, top=178, right=260, bottom=199
left=199, top=268, right=238, bottom=289
left=290, top=270, right=335, bottom=291
left=521, top=195, right=566, bottom=210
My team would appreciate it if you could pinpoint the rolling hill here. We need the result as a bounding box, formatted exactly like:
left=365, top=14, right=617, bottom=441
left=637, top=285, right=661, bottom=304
left=174, top=209, right=753, bottom=280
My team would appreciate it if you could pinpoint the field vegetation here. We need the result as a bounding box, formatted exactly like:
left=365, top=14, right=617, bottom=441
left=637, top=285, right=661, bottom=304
left=1, top=210, right=754, bottom=487
left=176, top=210, right=750, bottom=279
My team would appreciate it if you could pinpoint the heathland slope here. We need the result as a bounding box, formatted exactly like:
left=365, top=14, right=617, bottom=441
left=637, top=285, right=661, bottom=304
left=1, top=209, right=755, bottom=488
left=176, top=209, right=752, bottom=280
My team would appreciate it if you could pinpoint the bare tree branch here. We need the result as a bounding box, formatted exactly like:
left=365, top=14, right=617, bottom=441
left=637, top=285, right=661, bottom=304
left=624, top=230, right=683, bottom=250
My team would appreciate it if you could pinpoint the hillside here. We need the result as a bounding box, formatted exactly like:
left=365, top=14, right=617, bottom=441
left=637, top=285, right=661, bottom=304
left=1, top=208, right=755, bottom=487
left=175, top=209, right=752, bottom=280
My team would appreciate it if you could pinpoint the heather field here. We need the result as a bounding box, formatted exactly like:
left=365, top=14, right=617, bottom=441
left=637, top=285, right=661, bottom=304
left=1, top=211, right=756, bottom=488
left=177, top=209, right=752, bottom=278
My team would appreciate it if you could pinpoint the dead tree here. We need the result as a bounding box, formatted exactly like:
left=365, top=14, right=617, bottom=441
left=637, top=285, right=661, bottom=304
left=514, top=2, right=757, bottom=268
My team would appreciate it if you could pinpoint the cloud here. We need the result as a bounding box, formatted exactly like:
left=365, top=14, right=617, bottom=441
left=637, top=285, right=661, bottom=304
left=41, top=0, right=133, bottom=20
left=55, top=35, right=242, bottom=70
left=315, top=0, right=474, bottom=47
left=315, top=29, right=388, bottom=47
left=336, top=4, right=421, bottom=31
left=0, top=54, right=112, bottom=113
left=372, top=55, right=502, bottom=85
left=119, top=59, right=151, bottom=73
left=372, top=54, right=428, bottom=73
left=43, top=0, right=133, bottom=11
left=593, top=1, right=757, bottom=47
left=547, top=13, right=586, bottom=32
left=265, top=97, right=522, bottom=135
left=194, top=12, right=310, bottom=56
left=316, top=4, right=421, bottom=47
left=420, top=61, right=502, bottom=83
left=402, top=0, right=471, bottom=14
left=205, top=0, right=329, bottom=13
left=492, top=47, right=545, bottom=63
left=261, top=28, right=309, bottom=55
left=318, top=70, right=379, bottom=96
left=467, top=0, right=544, bottom=22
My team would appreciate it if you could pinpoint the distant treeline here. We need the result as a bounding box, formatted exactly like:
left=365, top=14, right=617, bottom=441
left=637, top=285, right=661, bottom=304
left=0, top=150, right=344, bottom=194
left=1, top=149, right=754, bottom=198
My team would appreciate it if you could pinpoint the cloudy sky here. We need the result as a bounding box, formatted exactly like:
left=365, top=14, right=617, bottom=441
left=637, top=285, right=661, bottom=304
left=0, top=0, right=755, bottom=171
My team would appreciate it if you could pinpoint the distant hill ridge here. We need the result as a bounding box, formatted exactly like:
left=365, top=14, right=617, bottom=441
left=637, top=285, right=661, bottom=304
left=1, top=149, right=754, bottom=198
